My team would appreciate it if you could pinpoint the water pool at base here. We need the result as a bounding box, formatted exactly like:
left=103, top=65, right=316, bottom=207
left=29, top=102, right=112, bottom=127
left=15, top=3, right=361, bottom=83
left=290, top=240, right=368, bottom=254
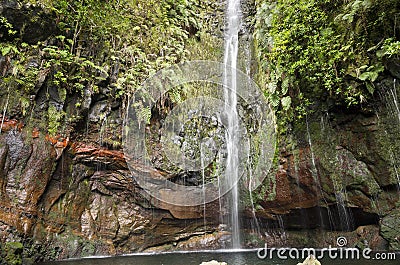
left=39, top=249, right=399, bottom=265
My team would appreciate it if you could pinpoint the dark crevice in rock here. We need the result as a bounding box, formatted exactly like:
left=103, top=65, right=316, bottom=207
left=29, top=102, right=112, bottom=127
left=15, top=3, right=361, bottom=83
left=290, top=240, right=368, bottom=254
left=251, top=206, right=379, bottom=232
left=37, top=152, right=72, bottom=213
left=381, top=184, right=400, bottom=192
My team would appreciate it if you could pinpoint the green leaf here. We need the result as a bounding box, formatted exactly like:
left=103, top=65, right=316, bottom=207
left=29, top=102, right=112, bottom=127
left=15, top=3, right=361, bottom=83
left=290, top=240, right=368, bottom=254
left=369, top=71, right=379, bottom=82
left=281, top=78, right=289, bottom=95
left=1, top=46, right=11, bottom=56
left=281, top=96, right=292, bottom=111
left=366, top=82, right=374, bottom=95
left=269, top=93, right=280, bottom=107
left=359, top=72, right=371, bottom=81
left=269, top=81, right=277, bottom=94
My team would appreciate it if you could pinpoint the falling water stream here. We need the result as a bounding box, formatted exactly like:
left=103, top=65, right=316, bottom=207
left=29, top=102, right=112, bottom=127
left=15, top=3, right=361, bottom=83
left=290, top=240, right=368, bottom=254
left=387, top=79, right=400, bottom=189
left=378, top=78, right=400, bottom=189
left=390, top=79, right=400, bottom=124
left=222, top=0, right=242, bottom=248
left=306, top=116, right=336, bottom=230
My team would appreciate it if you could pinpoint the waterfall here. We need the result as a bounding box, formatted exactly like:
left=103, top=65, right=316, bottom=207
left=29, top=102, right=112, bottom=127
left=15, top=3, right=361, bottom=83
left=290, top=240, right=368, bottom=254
left=223, top=0, right=242, bottom=248
left=390, top=79, right=400, bottom=124
left=378, top=78, right=400, bottom=189
left=306, top=116, right=335, bottom=230
left=388, top=79, right=400, bottom=189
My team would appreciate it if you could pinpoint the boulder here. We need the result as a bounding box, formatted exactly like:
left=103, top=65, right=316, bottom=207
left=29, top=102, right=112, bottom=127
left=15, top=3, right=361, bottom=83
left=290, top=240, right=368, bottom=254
left=380, top=208, right=400, bottom=250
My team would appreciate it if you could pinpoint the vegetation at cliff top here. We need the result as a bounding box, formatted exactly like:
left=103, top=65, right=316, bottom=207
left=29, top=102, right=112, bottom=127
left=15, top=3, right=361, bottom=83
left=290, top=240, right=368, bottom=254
left=2, top=0, right=400, bottom=135
left=254, top=0, right=400, bottom=123
left=0, top=0, right=214, bottom=135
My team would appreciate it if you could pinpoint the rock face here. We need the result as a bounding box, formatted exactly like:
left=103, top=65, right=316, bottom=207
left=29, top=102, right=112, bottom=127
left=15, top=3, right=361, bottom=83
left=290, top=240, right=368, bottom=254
left=256, top=111, right=399, bottom=221
left=0, top=128, right=222, bottom=261
left=1, top=79, right=398, bottom=262
left=246, top=75, right=400, bottom=250
left=0, top=0, right=57, bottom=43
left=381, top=208, right=400, bottom=250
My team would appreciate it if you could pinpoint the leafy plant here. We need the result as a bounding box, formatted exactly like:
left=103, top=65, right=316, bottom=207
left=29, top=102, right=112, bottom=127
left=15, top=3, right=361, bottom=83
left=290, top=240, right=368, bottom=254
left=254, top=0, right=400, bottom=126
left=1, top=0, right=209, bottom=136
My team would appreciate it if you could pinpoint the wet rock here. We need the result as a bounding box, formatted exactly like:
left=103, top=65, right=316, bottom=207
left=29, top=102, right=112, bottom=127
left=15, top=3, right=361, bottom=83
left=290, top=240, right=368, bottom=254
left=258, top=147, right=321, bottom=215
left=254, top=106, right=400, bottom=233
left=385, top=59, right=400, bottom=80
left=0, top=55, right=10, bottom=76
left=0, top=130, right=56, bottom=235
left=176, top=232, right=231, bottom=250
left=89, top=101, right=110, bottom=122
left=71, top=143, right=127, bottom=170
left=0, top=116, right=22, bottom=132
left=356, top=225, right=388, bottom=250
left=380, top=208, right=400, bottom=250
left=0, top=0, right=58, bottom=43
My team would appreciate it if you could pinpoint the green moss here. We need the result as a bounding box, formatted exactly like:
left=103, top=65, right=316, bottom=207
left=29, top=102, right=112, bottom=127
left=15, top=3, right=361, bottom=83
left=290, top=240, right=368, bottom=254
left=47, top=104, right=65, bottom=136
left=186, top=32, right=223, bottom=61
left=2, top=242, right=23, bottom=265
left=381, top=208, right=400, bottom=250
left=254, top=0, right=400, bottom=123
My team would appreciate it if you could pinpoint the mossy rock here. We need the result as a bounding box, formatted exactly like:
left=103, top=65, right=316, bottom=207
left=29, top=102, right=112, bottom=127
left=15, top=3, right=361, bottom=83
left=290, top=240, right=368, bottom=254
left=2, top=242, right=23, bottom=265
left=380, top=208, right=400, bottom=250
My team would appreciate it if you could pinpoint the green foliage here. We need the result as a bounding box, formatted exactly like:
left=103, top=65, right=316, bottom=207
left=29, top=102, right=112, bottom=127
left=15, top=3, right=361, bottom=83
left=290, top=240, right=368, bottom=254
left=334, top=0, right=372, bottom=24
left=47, top=105, right=62, bottom=135
left=0, top=16, right=17, bottom=36
left=0, top=43, right=19, bottom=56
left=1, top=242, right=23, bottom=265
left=1, top=0, right=209, bottom=136
left=37, top=0, right=204, bottom=97
left=254, top=0, right=400, bottom=123
left=376, top=38, right=400, bottom=58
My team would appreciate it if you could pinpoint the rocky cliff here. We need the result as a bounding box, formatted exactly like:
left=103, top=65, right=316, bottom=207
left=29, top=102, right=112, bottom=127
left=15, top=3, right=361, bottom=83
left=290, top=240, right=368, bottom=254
left=0, top=0, right=399, bottom=263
